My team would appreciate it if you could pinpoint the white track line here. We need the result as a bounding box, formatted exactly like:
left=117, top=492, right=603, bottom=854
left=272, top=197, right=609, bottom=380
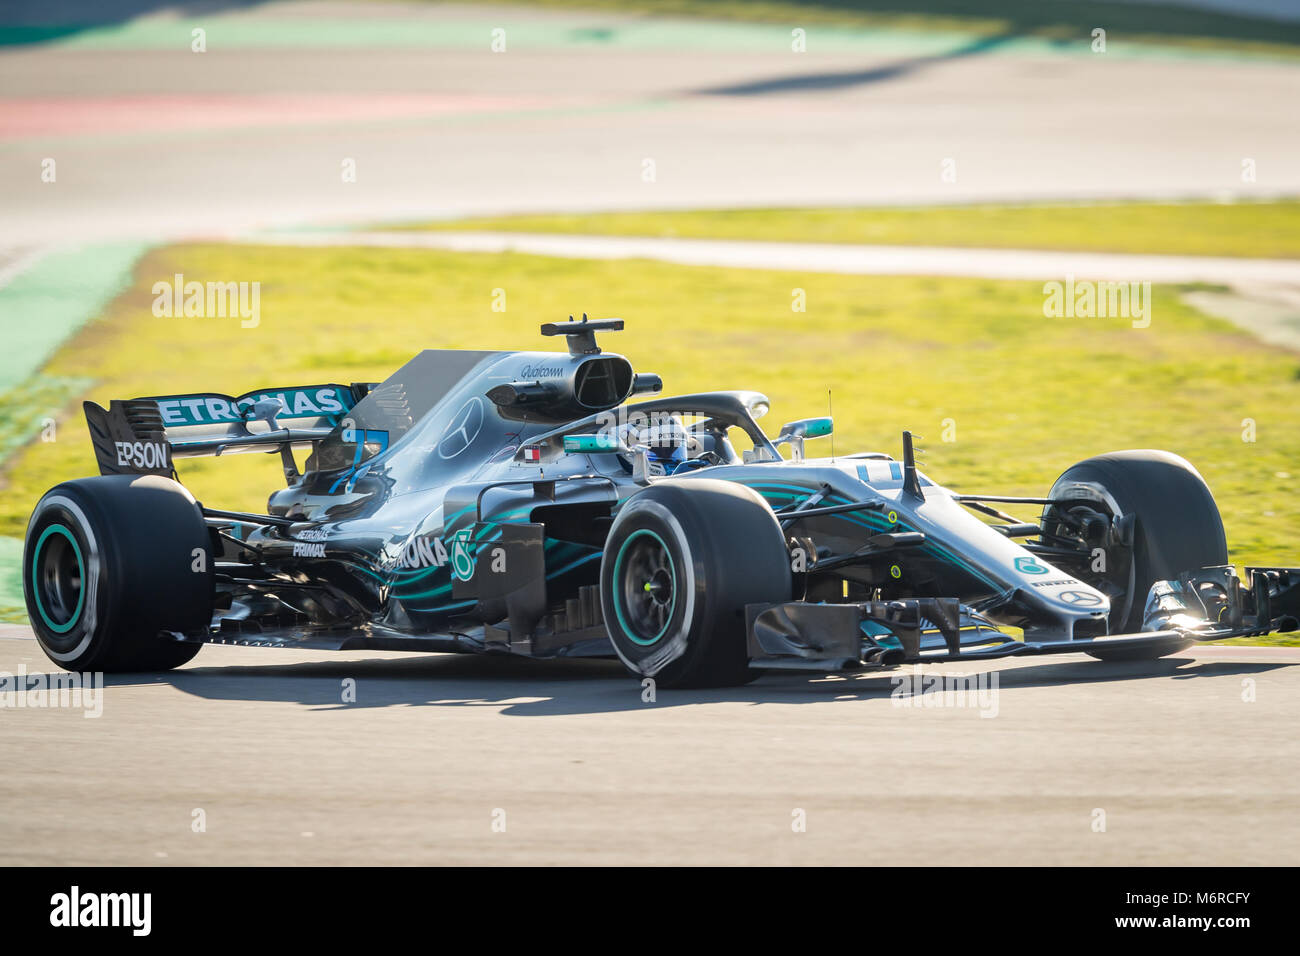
left=249, top=231, right=1300, bottom=285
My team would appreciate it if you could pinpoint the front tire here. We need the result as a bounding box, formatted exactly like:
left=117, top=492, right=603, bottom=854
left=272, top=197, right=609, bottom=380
left=1045, top=450, right=1227, bottom=661
left=24, top=475, right=212, bottom=672
left=600, top=479, right=791, bottom=688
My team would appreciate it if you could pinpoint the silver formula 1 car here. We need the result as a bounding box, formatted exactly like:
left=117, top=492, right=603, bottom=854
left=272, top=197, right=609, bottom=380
left=23, top=318, right=1299, bottom=686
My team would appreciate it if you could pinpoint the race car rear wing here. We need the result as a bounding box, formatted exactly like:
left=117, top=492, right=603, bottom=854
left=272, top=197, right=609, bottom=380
left=84, top=383, right=372, bottom=483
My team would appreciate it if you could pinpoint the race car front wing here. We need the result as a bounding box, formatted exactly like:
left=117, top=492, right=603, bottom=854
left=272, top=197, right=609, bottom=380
left=744, top=565, right=1300, bottom=670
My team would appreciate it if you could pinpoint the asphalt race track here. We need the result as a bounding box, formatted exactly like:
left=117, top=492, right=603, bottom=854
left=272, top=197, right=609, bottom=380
left=2, top=3, right=1299, bottom=244
left=1, top=629, right=1296, bottom=865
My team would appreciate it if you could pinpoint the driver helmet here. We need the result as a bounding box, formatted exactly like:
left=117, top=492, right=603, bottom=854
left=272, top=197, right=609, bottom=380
left=635, top=417, right=691, bottom=477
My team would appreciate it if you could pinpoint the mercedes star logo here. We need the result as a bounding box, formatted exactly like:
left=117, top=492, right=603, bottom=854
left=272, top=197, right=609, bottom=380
left=1058, top=589, right=1103, bottom=607
left=437, top=397, right=485, bottom=459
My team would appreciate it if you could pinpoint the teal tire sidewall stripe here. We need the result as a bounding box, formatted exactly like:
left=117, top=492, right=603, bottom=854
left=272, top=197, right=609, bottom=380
left=30, top=522, right=85, bottom=634
left=612, top=527, right=677, bottom=647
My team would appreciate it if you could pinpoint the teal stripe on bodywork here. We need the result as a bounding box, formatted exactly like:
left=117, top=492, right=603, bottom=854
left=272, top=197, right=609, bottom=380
left=737, top=480, right=1000, bottom=590
left=547, top=551, right=602, bottom=578
left=393, top=535, right=599, bottom=602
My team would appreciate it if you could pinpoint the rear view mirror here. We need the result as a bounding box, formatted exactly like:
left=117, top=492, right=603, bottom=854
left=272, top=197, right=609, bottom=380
left=773, top=417, right=833, bottom=462
left=564, top=432, right=657, bottom=483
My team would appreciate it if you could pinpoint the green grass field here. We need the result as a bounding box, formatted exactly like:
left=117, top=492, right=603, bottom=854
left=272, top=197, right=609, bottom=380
left=1, top=226, right=1297, bottom=640
left=407, top=200, right=1300, bottom=259
left=3, top=238, right=1298, bottom=557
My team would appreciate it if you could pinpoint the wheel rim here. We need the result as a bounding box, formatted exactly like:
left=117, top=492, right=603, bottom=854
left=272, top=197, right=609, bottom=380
left=1044, top=497, right=1135, bottom=627
left=612, top=529, right=677, bottom=646
left=31, top=523, right=86, bottom=634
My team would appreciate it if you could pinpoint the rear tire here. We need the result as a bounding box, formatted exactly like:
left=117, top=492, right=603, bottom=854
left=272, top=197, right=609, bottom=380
left=600, top=479, right=791, bottom=688
left=1045, top=450, right=1226, bottom=661
left=24, top=475, right=212, bottom=672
